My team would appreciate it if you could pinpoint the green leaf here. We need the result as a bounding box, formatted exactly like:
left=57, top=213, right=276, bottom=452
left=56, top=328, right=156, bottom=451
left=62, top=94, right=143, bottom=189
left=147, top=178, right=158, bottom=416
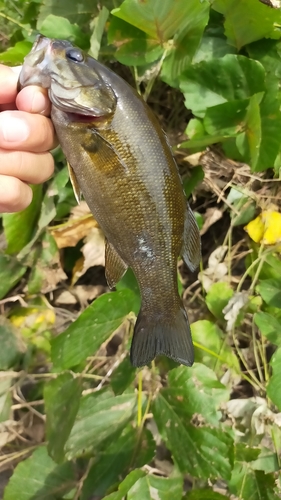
left=252, top=452, right=279, bottom=474
left=0, top=41, right=32, bottom=64
left=153, top=391, right=233, bottom=479
left=112, top=0, right=209, bottom=83
left=37, top=0, right=97, bottom=27
left=111, top=355, right=136, bottom=395
left=247, top=39, right=281, bottom=93
left=267, top=348, right=281, bottom=410
left=228, top=188, right=257, bottom=227
left=256, top=278, right=281, bottom=308
left=39, top=14, right=88, bottom=47
left=183, top=166, right=205, bottom=198
left=3, top=185, right=43, bottom=255
left=107, top=17, right=163, bottom=66
left=205, top=282, right=234, bottom=320
left=0, top=318, right=26, bottom=370
left=253, top=92, right=281, bottom=172
left=81, top=426, right=155, bottom=499
left=0, top=375, right=13, bottom=422
left=229, top=463, right=277, bottom=500
left=166, top=364, right=229, bottom=426
left=212, top=0, right=281, bottom=50
left=44, top=372, right=82, bottom=463
left=191, top=320, right=240, bottom=376
left=186, top=490, right=229, bottom=500
left=204, top=99, right=250, bottom=137
left=112, top=0, right=208, bottom=42
left=51, top=289, right=139, bottom=370
left=160, top=0, right=210, bottom=84
left=0, top=253, right=27, bottom=300
left=89, top=6, right=109, bottom=59
left=127, top=474, right=183, bottom=500
left=254, top=311, right=281, bottom=345
left=65, top=391, right=137, bottom=459
left=17, top=188, right=56, bottom=261
left=193, top=33, right=236, bottom=64
left=236, top=93, right=263, bottom=170
left=103, top=470, right=146, bottom=500
left=179, top=55, right=265, bottom=117
left=181, top=117, right=227, bottom=149
left=3, top=446, right=75, bottom=500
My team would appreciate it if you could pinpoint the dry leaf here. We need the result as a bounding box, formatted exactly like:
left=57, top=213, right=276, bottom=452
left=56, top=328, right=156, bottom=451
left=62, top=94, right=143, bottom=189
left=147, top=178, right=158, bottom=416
left=223, top=291, right=249, bottom=331
left=72, top=228, right=105, bottom=284
left=201, top=207, right=223, bottom=236
left=199, top=245, right=228, bottom=291
left=50, top=216, right=99, bottom=249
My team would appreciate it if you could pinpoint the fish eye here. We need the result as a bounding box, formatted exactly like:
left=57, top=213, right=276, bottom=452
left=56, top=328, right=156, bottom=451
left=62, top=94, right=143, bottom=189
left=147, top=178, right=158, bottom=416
left=65, top=48, right=84, bottom=63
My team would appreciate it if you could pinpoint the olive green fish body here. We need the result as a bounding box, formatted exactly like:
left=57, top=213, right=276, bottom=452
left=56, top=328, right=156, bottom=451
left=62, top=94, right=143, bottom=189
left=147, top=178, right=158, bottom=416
left=19, top=36, right=201, bottom=367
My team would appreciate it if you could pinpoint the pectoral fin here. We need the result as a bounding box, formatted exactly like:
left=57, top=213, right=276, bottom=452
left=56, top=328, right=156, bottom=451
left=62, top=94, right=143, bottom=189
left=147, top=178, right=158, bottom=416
left=105, top=239, right=128, bottom=289
left=67, top=162, right=82, bottom=204
left=182, top=204, right=201, bottom=272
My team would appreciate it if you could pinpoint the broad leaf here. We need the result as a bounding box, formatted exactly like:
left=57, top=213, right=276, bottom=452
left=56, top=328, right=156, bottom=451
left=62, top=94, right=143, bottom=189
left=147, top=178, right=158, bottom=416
left=153, top=392, right=233, bottom=479
left=103, top=470, right=146, bottom=500
left=44, top=372, right=82, bottom=463
left=81, top=427, right=155, bottom=499
left=37, top=0, right=98, bottom=27
left=212, top=0, right=281, bottom=49
left=267, top=348, right=281, bottom=411
left=3, top=185, right=42, bottom=255
left=186, top=491, right=229, bottom=500
left=64, top=391, right=137, bottom=459
left=3, top=446, right=75, bottom=500
left=229, top=463, right=277, bottom=500
left=108, top=17, right=163, bottom=66
left=0, top=253, right=27, bottom=300
left=206, top=282, right=234, bottom=320
left=112, top=0, right=208, bottom=42
left=0, top=318, right=26, bottom=370
left=179, top=55, right=265, bottom=117
left=191, top=320, right=240, bottom=376
left=127, top=474, right=183, bottom=500
left=165, top=364, right=230, bottom=425
left=51, top=289, right=139, bottom=369
left=39, top=15, right=88, bottom=48
left=254, top=312, right=281, bottom=345
left=256, top=279, right=281, bottom=308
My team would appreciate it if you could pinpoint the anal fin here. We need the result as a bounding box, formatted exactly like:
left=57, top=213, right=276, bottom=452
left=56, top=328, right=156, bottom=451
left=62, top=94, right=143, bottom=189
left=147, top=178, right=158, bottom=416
left=67, top=162, right=82, bottom=204
left=182, top=203, right=201, bottom=272
left=105, top=239, right=128, bottom=289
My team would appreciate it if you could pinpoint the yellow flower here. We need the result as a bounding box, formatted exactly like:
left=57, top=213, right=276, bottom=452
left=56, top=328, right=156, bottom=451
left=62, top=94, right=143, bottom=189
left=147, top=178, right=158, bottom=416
left=245, top=210, right=281, bottom=245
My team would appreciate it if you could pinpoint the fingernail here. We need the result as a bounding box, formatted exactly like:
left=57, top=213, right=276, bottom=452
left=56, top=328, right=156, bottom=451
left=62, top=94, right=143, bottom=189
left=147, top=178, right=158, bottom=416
left=31, top=90, right=48, bottom=113
left=1, top=115, right=29, bottom=142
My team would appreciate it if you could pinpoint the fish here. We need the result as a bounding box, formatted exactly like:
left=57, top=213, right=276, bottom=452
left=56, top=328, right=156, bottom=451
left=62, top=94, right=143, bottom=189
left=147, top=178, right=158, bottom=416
left=19, top=35, right=201, bottom=367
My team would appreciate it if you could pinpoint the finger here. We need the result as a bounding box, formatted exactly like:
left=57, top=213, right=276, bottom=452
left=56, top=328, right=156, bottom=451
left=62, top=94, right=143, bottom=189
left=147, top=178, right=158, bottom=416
left=0, top=174, right=33, bottom=213
left=0, top=64, right=19, bottom=105
left=16, top=86, right=51, bottom=116
left=0, top=149, right=54, bottom=184
left=0, top=110, right=56, bottom=152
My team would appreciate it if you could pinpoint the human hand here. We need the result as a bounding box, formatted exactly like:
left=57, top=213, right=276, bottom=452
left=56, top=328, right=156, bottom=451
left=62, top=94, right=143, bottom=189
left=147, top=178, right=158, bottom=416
left=0, top=64, right=55, bottom=212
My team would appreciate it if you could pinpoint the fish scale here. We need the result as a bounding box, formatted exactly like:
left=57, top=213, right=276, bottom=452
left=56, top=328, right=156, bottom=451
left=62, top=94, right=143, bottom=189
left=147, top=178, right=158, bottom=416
left=19, top=35, right=201, bottom=367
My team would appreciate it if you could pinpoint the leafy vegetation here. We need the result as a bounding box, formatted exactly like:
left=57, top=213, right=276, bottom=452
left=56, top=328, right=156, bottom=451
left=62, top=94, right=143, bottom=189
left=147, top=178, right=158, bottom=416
left=0, top=0, right=281, bottom=498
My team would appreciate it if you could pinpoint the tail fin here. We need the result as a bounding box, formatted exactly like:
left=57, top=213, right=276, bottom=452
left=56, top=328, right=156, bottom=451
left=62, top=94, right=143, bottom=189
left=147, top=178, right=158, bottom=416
left=130, top=307, right=194, bottom=367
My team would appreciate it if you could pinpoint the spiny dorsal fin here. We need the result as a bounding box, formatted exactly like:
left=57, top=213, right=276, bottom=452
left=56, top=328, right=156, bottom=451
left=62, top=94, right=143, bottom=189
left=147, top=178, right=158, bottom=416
left=105, top=239, right=128, bottom=289
left=67, top=162, right=82, bottom=204
left=182, top=204, right=201, bottom=272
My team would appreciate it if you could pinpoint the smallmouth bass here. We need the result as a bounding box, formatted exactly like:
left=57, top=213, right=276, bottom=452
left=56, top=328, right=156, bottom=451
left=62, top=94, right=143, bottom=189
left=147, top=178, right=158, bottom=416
left=19, top=35, right=201, bottom=367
